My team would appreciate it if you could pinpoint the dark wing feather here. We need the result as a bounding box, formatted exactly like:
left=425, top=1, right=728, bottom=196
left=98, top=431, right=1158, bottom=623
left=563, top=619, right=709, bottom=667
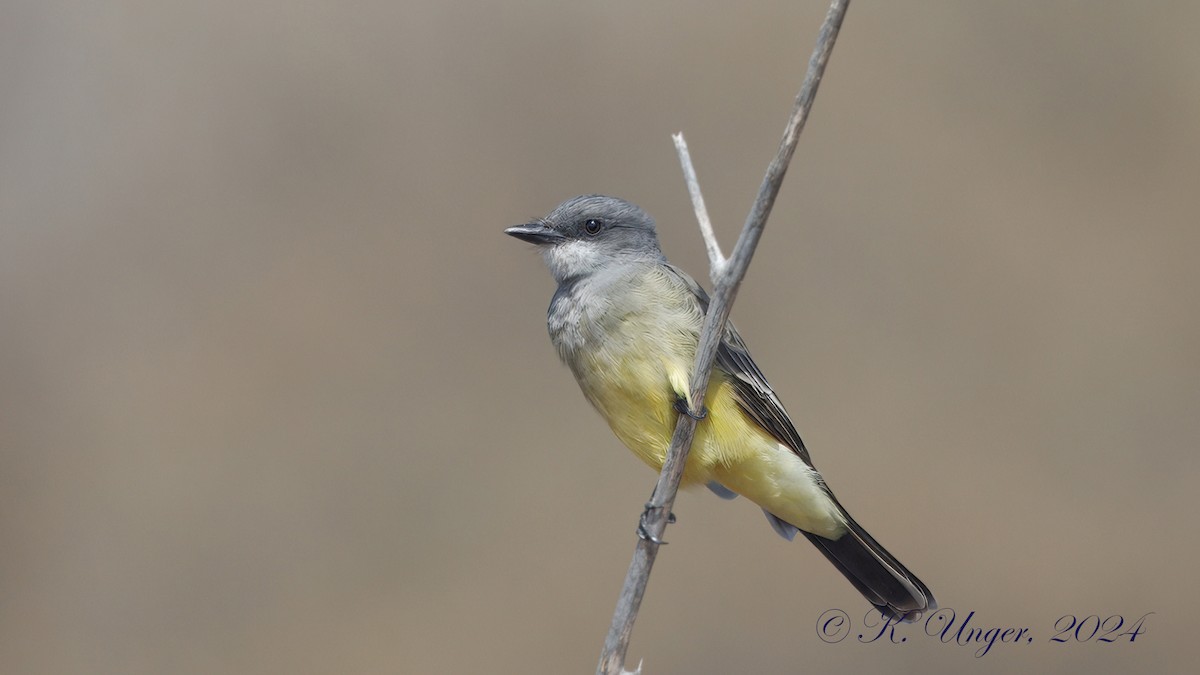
left=663, top=266, right=935, bottom=621
left=717, top=324, right=816, bottom=468
left=662, top=264, right=816, bottom=468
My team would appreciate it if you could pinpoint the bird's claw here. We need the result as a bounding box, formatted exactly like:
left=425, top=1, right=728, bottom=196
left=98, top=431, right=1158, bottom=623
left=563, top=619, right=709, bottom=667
left=673, top=397, right=708, bottom=420
left=636, top=502, right=676, bottom=544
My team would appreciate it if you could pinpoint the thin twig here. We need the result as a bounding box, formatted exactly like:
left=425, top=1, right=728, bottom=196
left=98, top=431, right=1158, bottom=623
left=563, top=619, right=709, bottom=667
left=596, top=2, right=851, bottom=673
left=672, top=132, right=724, bottom=280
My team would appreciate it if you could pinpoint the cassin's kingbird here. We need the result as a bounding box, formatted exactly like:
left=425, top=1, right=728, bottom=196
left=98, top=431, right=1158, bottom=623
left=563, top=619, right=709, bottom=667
left=506, top=194, right=934, bottom=621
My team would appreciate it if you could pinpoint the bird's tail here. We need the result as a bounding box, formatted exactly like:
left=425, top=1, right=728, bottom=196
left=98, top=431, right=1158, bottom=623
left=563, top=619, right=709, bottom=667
left=801, top=512, right=935, bottom=623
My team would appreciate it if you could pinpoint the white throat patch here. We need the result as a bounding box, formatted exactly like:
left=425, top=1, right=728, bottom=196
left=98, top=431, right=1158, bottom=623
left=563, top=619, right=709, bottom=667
left=543, top=239, right=605, bottom=283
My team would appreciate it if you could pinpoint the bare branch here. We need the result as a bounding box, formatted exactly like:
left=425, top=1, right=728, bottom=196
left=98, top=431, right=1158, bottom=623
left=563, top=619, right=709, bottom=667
left=597, top=2, right=851, bottom=673
left=672, top=132, right=725, bottom=280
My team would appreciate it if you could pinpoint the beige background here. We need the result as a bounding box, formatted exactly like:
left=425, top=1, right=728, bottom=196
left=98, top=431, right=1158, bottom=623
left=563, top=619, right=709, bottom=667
left=2, top=1, right=1197, bottom=673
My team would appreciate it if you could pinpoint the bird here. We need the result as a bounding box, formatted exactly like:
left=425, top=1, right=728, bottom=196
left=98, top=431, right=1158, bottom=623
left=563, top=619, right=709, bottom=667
left=506, top=194, right=934, bottom=622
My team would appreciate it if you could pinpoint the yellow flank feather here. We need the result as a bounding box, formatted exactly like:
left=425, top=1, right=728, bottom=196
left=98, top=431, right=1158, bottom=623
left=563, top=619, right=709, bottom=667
left=580, top=347, right=844, bottom=538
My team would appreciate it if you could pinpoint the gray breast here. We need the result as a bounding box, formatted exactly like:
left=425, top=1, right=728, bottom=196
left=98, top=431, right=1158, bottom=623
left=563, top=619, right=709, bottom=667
left=547, top=268, right=641, bottom=364
left=547, top=282, right=588, bottom=361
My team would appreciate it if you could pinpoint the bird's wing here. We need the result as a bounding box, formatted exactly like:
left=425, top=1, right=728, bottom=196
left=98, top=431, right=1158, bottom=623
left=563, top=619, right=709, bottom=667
left=662, top=264, right=816, bottom=468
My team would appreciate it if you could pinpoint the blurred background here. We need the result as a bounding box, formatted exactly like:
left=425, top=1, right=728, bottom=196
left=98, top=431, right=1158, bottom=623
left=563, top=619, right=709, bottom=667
left=2, top=1, right=1197, bottom=673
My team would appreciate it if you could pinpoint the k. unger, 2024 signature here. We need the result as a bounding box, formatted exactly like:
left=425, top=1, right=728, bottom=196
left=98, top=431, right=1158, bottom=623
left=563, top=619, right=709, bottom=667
left=816, top=607, right=1153, bottom=658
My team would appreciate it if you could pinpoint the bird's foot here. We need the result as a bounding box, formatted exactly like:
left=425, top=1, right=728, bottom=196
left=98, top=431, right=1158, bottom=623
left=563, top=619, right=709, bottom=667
left=636, top=502, right=676, bottom=545
left=673, top=397, right=708, bottom=421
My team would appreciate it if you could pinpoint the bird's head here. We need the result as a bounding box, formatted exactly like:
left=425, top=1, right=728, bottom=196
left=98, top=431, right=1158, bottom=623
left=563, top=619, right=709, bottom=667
left=505, top=195, right=663, bottom=283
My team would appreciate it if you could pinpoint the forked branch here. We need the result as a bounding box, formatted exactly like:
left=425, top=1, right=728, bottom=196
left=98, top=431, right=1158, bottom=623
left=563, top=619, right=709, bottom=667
left=596, top=1, right=851, bottom=673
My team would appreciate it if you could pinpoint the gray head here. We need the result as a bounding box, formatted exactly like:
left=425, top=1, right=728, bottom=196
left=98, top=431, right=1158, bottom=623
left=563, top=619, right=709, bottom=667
left=505, top=195, right=664, bottom=284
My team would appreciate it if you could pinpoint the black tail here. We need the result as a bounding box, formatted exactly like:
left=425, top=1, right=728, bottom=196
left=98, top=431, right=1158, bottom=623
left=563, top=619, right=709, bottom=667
left=802, top=513, right=935, bottom=623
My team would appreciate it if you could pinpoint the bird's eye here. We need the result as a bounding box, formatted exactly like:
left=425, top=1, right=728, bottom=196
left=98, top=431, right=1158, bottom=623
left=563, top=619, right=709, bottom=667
left=584, top=219, right=603, bottom=235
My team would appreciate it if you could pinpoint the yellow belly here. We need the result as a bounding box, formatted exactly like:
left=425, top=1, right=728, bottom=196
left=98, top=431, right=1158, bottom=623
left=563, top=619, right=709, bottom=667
left=577, top=348, right=845, bottom=538
left=577, top=345, right=762, bottom=486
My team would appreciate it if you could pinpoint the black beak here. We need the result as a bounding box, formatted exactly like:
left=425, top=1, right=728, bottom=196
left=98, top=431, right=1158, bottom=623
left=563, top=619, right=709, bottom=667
left=505, top=222, right=564, bottom=245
